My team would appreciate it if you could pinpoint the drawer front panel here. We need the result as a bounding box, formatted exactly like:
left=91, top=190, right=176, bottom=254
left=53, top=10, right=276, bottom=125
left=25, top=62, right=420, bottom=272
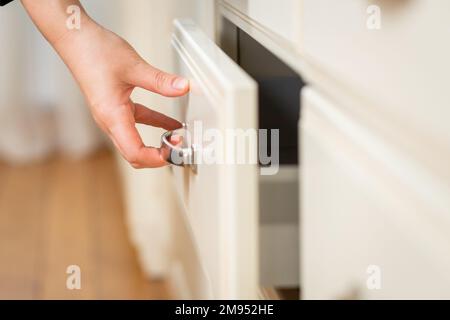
left=301, top=87, right=450, bottom=299
left=303, top=0, right=450, bottom=177
left=171, top=19, right=258, bottom=299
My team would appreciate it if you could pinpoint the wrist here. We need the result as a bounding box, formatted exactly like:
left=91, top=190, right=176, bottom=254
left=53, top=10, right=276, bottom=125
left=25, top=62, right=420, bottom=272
left=52, top=18, right=125, bottom=106
left=52, top=14, right=99, bottom=54
left=21, top=0, right=91, bottom=45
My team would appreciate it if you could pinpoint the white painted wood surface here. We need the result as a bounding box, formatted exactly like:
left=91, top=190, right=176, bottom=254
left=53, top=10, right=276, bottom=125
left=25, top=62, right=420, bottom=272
left=117, top=0, right=450, bottom=300
left=301, top=87, right=450, bottom=299
left=171, top=19, right=259, bottom=299
left=303, top=0, right=450, bottom=185
left=222, top=0, right=302, bottom=50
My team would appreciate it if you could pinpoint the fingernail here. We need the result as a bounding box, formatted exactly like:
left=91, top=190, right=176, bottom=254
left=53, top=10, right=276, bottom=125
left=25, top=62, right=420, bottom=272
left=172, top=78, right=189, bottom=91
left=170, top=135, right=183, bottom=146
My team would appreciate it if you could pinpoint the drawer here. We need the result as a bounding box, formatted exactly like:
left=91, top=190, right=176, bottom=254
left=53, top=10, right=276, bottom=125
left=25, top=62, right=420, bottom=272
left=302, top=0, right=450, bottom=176
left=260, top=166, right=299, bottom=288
left=221, top=0, right=302, bottom=50
left=300, top=87, right=450, bottom=299
left=170, top=19, right=258, bottom=299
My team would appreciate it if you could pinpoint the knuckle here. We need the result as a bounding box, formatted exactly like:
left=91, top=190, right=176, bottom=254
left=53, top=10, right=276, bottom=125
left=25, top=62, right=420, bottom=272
left=124, top=152, right=140, bottom=168
left=154, top=70, right=169, bottom=91
left=91, top=104, right=113, bottom=128
left=130, top=162, right=142, bottom=169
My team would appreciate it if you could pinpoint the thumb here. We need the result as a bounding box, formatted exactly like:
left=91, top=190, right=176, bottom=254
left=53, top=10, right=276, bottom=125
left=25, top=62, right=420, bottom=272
left=127, top=60, right=189, bottom=97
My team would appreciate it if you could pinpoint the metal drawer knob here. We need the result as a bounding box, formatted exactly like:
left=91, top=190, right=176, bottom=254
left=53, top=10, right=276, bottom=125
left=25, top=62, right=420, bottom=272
left=161, top=125, right=197, bottom=173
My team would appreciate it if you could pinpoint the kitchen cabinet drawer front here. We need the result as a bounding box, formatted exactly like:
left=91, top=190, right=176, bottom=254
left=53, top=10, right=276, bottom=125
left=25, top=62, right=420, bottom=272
left=303, top=0, right=450, bottom=176
left=171, top=19, right=258, bottom=299
left=301, top=88, right=450, bottom=299
left=221, top=0, right=302, bottom=49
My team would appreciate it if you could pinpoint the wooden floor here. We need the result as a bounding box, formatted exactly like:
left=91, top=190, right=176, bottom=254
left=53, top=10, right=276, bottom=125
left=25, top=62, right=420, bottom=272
left=0, top=149, right=170, bottom=299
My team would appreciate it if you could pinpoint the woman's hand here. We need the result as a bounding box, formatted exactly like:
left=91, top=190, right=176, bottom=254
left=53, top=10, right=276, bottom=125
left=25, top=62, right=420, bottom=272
left=56, top=22, right=189, bottom=168
left=22, top=0, right=188, bottom=168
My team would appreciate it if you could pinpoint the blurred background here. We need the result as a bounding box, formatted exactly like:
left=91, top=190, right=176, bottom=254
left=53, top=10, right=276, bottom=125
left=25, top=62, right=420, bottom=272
left=0, top=0, right=211, bottom=299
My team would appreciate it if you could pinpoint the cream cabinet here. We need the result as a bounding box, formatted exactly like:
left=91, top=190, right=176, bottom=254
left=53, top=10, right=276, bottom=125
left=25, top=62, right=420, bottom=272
left=122, top=0, right=450, bottom=300
left=170, top=19, right=259, bottom=299
left=302, top=0, right=450, bottom=182
left=299, top=0, right=450, bottom=299
left=301, top=87, right=450, bottom=299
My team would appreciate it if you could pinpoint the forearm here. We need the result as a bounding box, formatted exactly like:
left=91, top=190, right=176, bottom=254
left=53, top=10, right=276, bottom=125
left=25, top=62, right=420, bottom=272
left=21, top=0, right=92, bottom=45
left=21, top=0, right=119, bottom=105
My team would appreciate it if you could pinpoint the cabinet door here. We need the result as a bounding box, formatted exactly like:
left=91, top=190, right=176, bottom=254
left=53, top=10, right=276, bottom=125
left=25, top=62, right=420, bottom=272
left=171, top=19, right=258, bottom=299
left=300, top=87, right=450, bottom=299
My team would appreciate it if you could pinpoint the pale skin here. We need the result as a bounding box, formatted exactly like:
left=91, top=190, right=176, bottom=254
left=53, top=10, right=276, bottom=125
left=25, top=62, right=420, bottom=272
left=21, top=0, right=189, bottom=168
